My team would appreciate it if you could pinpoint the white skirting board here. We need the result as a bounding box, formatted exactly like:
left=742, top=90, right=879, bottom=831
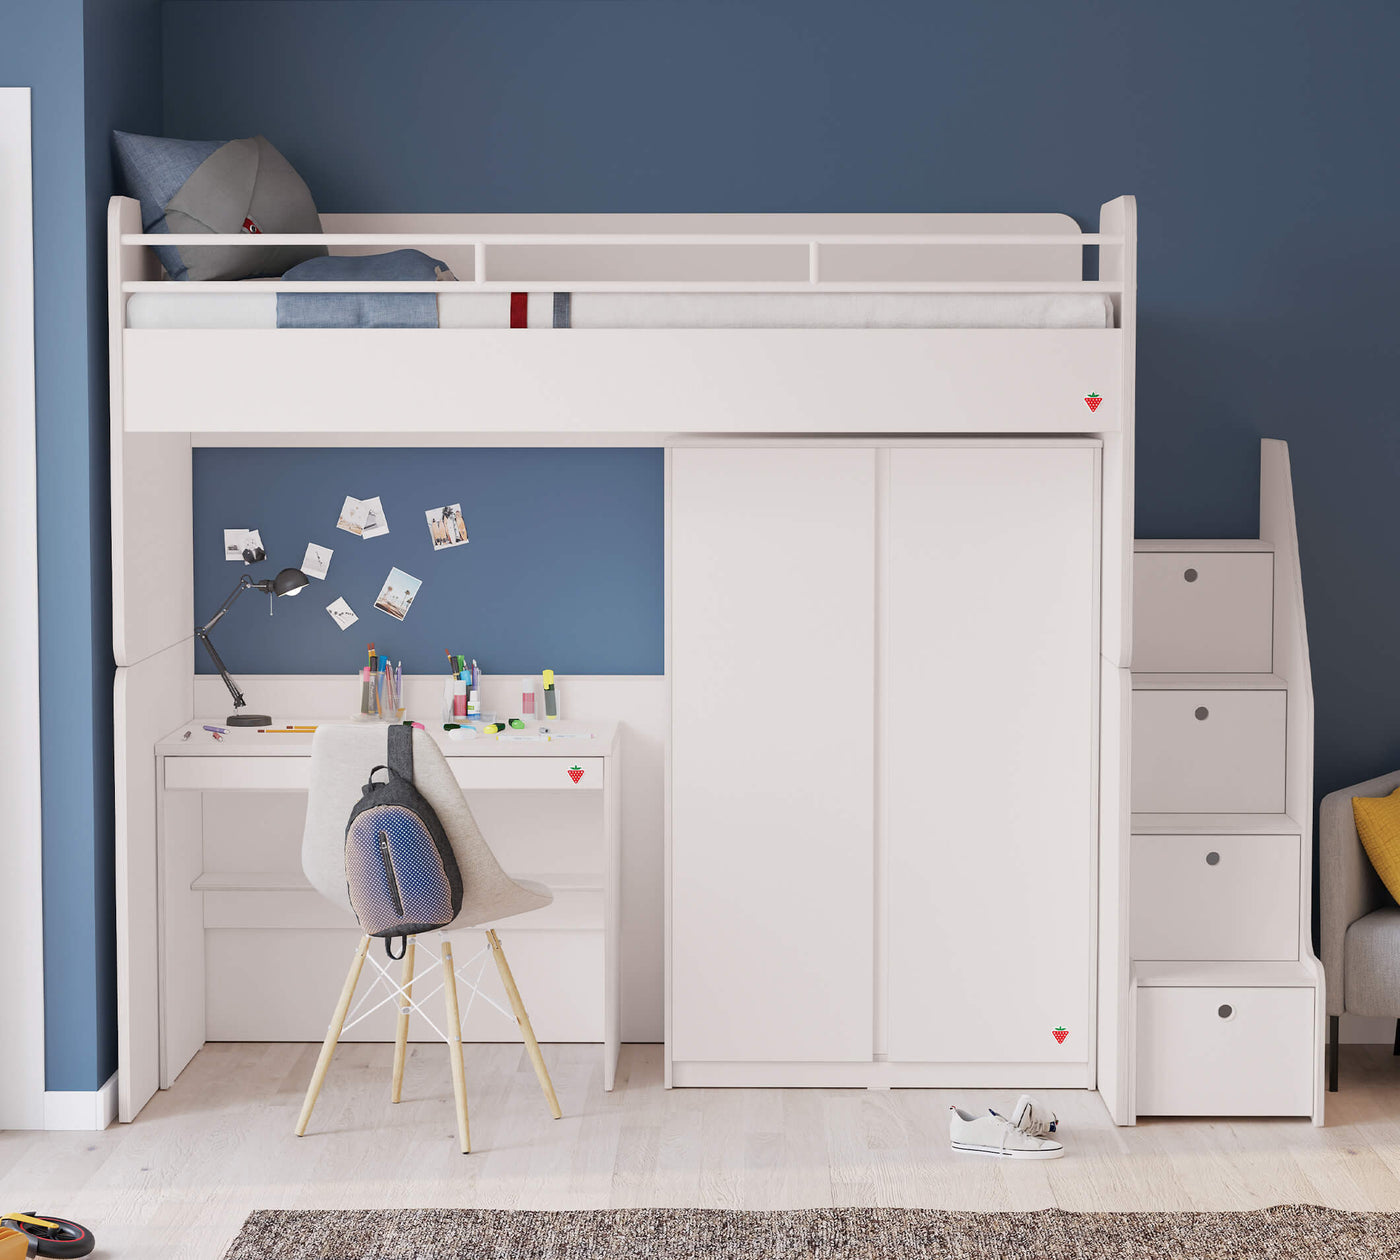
left=189, top=673, right=665, bottom=1042
left=44, top=1074, right=118, bottom=1131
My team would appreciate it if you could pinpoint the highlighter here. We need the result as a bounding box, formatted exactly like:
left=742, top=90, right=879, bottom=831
left=542, top=668, right=559, bottom=720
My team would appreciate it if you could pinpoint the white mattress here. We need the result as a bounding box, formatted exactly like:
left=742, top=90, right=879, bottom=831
left=125, top=290, right=1114, bottom=330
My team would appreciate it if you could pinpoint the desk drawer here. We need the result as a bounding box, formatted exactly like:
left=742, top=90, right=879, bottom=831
left=451, top=757, right=604, bottom=792
left=1136, top=985, right=1313, bottom=1116
left=1131, top=834, right=1299, bottom=961
left=163, top=754, right=604, bottom=792
left=1133, top=552, right=1273, bottom=672
left=164, top=756, right=310, bottom=791
left=1131, top=690, right=1286, bottom=813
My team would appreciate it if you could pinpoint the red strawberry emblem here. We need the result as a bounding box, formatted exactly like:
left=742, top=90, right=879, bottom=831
left=1052, top=1026, right=1069, bottom=1044
left=567, top=765, right=584, bottom=784
left=1083, top=392, right=1103, bottom=413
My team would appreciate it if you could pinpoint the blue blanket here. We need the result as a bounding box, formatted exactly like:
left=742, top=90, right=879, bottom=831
left=276, top=249, right=450, bottom=328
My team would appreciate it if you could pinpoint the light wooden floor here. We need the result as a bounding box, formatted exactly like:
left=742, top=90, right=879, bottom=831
left=6, top=1042, right=1400, bottom=1258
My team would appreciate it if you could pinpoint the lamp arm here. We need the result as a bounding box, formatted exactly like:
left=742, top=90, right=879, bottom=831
left=195, top=574, right=257, bottom=712
left=199, top=573, right=256, bottom=636
left=195, top=627, right=246, bottom=712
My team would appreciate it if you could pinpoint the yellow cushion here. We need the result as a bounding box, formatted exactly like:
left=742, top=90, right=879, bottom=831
left=1353, top=786, right=1400, bottom=905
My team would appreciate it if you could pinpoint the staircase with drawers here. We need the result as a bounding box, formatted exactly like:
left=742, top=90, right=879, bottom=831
left=1127, top=439, right=1324, bottom=1124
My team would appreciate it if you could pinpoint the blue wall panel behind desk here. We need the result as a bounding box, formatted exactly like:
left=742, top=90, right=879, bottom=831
left=193, top=448, right=664, bottom=677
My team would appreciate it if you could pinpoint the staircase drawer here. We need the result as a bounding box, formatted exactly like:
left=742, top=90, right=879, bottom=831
left=1131, top=834, right=1299, bottom=961
left=1132, top=689, right=1286, bottom=812
left=1136, top=985, right=1313, bottom=1116
left=1133, top=552, right=1273, bottom=672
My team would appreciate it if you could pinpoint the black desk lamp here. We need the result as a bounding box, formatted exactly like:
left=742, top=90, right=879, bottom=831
left=197, top=567, right=309, bottom=726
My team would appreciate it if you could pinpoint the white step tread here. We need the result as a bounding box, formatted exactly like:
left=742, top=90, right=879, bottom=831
left=1134, top=960, right=1318, bottom=988
left=1132, top=672, right=1286, bottom=691
left=1134, top=538, right=1274, bottom=553
left=1131, top=813, right=1303, bottom=836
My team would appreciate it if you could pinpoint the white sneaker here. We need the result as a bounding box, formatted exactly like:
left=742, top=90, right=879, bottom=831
left=1009, top=1094, right=1058, bottom=1137
left=948, top=1106, right=1064, bottom=1159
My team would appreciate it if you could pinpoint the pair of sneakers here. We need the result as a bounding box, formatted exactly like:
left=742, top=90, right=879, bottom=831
left=948, top=1094, right=1062, bottom=1159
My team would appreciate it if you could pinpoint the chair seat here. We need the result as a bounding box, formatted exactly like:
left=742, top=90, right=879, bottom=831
left=1344, top=905, right=1400, bottom=1016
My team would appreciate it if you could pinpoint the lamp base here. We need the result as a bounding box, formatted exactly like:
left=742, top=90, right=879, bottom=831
left=227, top=713, right=270, bottom=727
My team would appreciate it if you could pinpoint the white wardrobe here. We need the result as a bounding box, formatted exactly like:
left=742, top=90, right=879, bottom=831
left=668, top=441, right=1101, bottom=1088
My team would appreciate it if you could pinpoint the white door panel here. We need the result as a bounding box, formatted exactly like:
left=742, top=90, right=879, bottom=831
left=671, top=447, right=876, bottom=1062
left=886, top=446, right=1098, bottom=1065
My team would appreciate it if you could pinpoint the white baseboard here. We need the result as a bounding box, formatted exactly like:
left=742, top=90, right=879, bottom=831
left=44, top=1073, right=118, bottom=1130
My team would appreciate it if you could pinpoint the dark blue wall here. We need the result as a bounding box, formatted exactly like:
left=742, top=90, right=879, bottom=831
left=1, top=0, right=161, bottom=1092
left=163, top=0, right=1400, bottom=813
left=193, top=448, right=664, bottom=676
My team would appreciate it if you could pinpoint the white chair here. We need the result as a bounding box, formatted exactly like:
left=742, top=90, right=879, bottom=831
left=294, top=724, right=561, bottom=1152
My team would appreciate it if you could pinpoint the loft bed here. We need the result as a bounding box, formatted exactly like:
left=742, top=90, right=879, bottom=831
left=109, top=196, right=1134, bottom=437
left=108, top=194, right=1138, bottom=1123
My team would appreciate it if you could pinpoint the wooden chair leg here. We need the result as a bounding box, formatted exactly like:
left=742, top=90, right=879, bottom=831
left=487, top=928, right=562, bottom=1119
left=391, top=937, right=416, bottom=1103
left=296, top=934, right=371, bottom=1136
left=440, top=936, right=471, bottom=1154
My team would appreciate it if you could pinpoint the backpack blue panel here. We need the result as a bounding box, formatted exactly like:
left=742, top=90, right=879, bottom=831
left=345, top=804, right=454, bottom=936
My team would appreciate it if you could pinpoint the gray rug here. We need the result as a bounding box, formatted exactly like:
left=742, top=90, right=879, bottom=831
left=221, top=1206, right=1400, bottom=1258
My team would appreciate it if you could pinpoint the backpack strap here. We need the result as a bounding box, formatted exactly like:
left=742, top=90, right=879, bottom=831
left=387, top=723, right=415, bottom=783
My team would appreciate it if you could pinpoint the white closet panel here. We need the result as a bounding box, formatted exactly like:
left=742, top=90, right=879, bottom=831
left=886, top=446, right=1098, bottom=1065
left=671, top=447, right=875, bottom=1063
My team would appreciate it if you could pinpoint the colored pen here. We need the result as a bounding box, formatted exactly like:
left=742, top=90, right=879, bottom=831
left=203, top=724, right=228, bottom=734
left=257, top=725, right=318, bottom=733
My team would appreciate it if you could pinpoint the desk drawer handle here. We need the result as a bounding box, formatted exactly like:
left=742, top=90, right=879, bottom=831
left=1195, top=706, right=1210, bottom=721
left=1206, top=851, right=1221, bottom=866
left=1184, top=567, right=1199, bottom=583
left=1218, top=1003, right=1234, bottom=1020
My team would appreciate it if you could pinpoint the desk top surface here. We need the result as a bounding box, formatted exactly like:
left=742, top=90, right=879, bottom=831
left=157, top=719, right=618, bottom=758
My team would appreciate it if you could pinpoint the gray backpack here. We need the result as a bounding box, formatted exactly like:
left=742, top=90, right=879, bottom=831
left=344, top=726, right=463, bottom=959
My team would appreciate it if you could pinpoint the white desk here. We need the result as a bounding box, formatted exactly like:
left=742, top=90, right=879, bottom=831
left=152, top=719, right=621, bottom=1099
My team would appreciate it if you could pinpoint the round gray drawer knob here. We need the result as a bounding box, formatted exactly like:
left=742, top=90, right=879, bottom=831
left=1206, top=851, right=1221, bottom=865
left=1194, top=706, right=1210, bottom=721
left=1218, top=1004, right=1234, bottom=1019
left=1184, top=568, right=1199, bottom=583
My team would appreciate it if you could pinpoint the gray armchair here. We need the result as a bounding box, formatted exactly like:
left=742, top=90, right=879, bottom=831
left=1321, top=768, right=1400, bottom=1090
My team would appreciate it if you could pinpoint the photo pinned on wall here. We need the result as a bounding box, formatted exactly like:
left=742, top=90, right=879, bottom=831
left=359, top=496, right=390, bottom=538
left=325, top=596, right=358, bottom=631
left=425, top=503, right=469, bottom=551
left=223, top=528, right=265, bottom=565
left=336, top=496, right=390, bottom=538
left=301, top=542, right=333, bottom=580
left=374, top=567, right=422, bottom=622
left=336, top=496, right=366, bottom=536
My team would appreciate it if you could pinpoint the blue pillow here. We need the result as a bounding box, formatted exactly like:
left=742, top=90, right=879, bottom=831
left=113, top=132, right=222, bottom=279
left=277, top=250, right=451, bottom=329
left=113, top=130, right=326, bottom=281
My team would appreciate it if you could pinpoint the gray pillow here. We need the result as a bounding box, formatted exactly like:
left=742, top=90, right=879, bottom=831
left=113, top=131, right=327, bottom=281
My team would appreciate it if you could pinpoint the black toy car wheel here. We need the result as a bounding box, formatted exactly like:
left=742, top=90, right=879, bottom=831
left=2, top=1214, right=96, bottom=1258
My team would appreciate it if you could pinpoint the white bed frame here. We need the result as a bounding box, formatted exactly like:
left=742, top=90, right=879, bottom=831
left=109, top=195, right=1138, bottom=1123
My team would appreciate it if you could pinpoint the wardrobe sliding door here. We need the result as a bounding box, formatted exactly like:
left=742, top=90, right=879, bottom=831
left=885, top=445, right=1098, bottom=1068
left=671, top=447, right=875, bottom=1063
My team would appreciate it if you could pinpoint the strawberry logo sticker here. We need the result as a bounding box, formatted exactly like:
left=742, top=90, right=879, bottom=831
left=1083, top=392, right=1103, bottom=413
left=1052, top=1026, right=1069, bottom=1044
left=567, top=765, right=584, bottom=784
